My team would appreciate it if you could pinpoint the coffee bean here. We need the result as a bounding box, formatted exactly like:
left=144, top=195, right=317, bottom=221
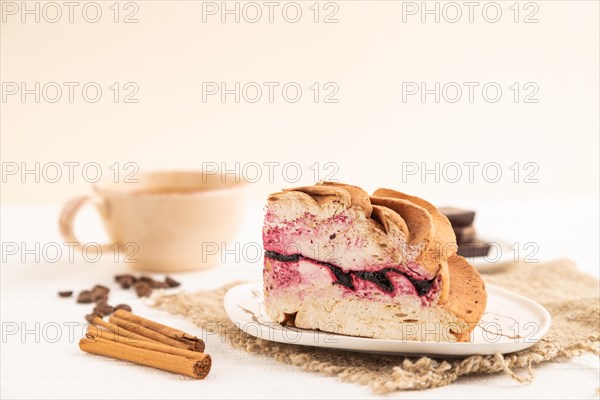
left=119, top=278, right=135, bottom=289
left=134, top=282, right=153, bottom=298
left=95, top=296, right=109, bottom=305
left=114, top=273, right=183, bottom=299
left=115, top=274, right=137, bottom=289
left=77, top=290, right=94, bottom=304
left=58, top=291, right=73, bottom=298
left=115, top=274, right=133, bottom=282
left=139, top=276, right=168, bottom=289
left=93, top=284, right=109, bottom=291
left=165, top=277, right=180, bottom=288
left=93, top=304, right=115, bottom=317
left=91, top=285, right=110, bottom=300
left=114, top=304, right=132, bottom=312
left=139, top=276, right=159, bottom=288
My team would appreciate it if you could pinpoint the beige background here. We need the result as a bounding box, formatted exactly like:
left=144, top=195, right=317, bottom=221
left=2, top=4, right=600, bottom=397
left=1, top=0, right=598, bottom=203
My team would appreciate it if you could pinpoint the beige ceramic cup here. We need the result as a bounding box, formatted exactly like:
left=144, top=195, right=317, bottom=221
left=59, top=171, right=248, bottom=271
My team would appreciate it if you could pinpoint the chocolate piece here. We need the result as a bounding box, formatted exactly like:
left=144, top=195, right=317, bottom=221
left=458, top=241, right=491, bottom=258
left=58, top=291, right=73, bottom=298
left=93, top=304, right=115, bottom=317
left=77, top=290, right=94, bottom=304
left=164, top=277, right=180, bottom=288
left=114, top=304, right=132, bottom=312
left=134, top=281, right=153, bottom=297
left=439, top=207, right=476, bottom=227
left=115, top=274, right=137, bottom=289
left=453, top=225, right=477, bottom=244
left=85, top=313, right=101, bottom=323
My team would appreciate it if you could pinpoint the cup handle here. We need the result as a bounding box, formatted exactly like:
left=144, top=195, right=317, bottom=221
left=59, top=195, right=113, bottom=251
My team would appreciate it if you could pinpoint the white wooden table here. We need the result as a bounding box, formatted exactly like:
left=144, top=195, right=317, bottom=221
left=1, top=199, right=598, bottom=399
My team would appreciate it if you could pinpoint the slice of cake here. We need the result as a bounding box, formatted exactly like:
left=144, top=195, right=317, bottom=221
left=262, top=182, right=486, bottom=342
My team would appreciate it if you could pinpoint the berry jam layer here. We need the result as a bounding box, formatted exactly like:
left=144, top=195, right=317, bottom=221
left=265, top=251, right=438, bottom=301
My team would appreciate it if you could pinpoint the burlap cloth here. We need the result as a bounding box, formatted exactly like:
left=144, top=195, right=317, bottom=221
left=154, top=259, right=599, bottom=393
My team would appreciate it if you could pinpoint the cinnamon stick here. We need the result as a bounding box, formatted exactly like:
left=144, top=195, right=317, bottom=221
left=80, top=335, right=211, bottom=379
left=91, top=316, right=159, bottom=345
left=108, top=315, right=193, bottom=351
left=85, top=327, right=207, bottom=359
left=113, top=309, right=205, bottom=352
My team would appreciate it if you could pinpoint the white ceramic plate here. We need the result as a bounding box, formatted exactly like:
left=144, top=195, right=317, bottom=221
left=464, top=237, right=516, bottom=273
left=224, top=282, right=551, bottom=356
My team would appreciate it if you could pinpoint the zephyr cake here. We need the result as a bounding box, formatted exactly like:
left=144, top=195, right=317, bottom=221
left=262, top=182, right=487, bottom=342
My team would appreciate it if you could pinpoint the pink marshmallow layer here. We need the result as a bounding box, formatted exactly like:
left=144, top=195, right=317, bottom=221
left=263, top=209, right=434, bottom=279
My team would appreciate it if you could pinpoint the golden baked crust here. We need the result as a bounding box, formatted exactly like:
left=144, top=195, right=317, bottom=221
left=282, top=185, right=351, bottom=208
left=369, top=196, right=433, bottom=246
left=370, top=205, right=409, bottom=238
left=442, top=254, right=487, bottom=341
left=373, top=188, right=458, bottom=258
left=321, top=182, right=373, bottom=217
